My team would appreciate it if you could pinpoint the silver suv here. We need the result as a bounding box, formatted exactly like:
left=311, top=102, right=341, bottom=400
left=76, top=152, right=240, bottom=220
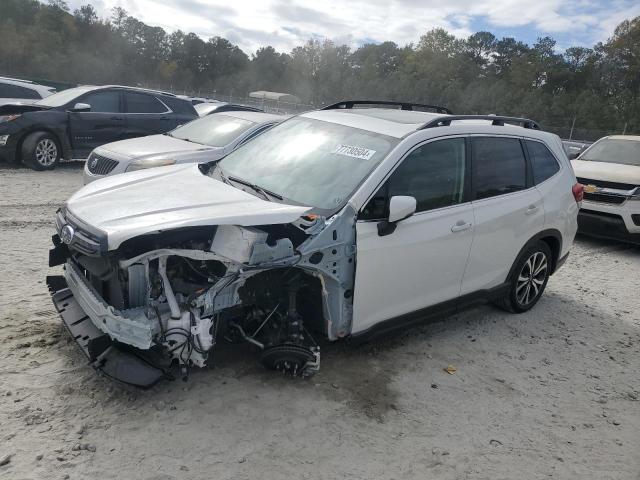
left=0, top=76, right=55, bottom=106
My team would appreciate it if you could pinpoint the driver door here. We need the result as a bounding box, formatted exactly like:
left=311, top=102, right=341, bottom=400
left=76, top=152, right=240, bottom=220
left=68, top=89, right=124, bottom=157
left=352, top=137, right=475, bottom=334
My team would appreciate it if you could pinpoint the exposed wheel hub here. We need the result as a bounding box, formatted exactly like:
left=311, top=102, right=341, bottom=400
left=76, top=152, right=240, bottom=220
left=260, top=344, right=320, bottom=377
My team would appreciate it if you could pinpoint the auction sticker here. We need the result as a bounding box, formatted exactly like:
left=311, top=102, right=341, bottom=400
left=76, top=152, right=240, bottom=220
left=332, top=144, right=376, bottom=160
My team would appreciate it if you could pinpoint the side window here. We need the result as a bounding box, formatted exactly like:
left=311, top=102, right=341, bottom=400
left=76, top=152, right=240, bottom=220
left=125, top=92, right=167, bottom=113
left=81, top=91, right=121, bottom=113
left=360, top=138, right=466, bottom=220
left=0, top=83, right=41, bottom=99
left=526, top=140, right=560, bottom=184
left=472, top=137, right=527, bottom=200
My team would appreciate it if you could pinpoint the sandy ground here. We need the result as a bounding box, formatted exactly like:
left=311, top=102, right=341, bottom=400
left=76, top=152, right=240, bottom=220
left=0, top=162, right=639, bottom=480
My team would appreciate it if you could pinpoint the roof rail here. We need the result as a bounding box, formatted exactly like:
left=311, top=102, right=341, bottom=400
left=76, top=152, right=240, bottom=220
left=106, top=85, right=177, bottom=97
left=420, top=115, right=541, bottom=130
left=0, top=76, right=35, bottom=84
left=322, top=100, right=451, bottom=114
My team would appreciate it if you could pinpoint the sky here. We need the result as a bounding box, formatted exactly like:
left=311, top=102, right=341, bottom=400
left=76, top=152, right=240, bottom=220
left=68, top=0, right=640, bottom=54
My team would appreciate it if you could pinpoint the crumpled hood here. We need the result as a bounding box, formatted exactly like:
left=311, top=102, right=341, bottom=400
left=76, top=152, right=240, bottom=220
left=97, top=134, right=213, bottom=160
left=66, top=163, right=311, bottom=250
left=572, top=160, right=640, bottom=185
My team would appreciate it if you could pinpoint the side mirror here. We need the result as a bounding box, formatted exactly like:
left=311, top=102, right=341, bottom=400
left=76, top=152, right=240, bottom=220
left=69, top=103, right=91, bottom=112
left=568, top=152, right=579, bottom=160
left=378, top=195, right=417, bottom=236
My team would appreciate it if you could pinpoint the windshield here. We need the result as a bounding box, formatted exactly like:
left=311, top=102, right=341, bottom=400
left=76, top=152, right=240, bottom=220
left=580, top=138, right=640, bottom=167
left=218, top=116, right=399, bottom=210
left=170, top=114, right=255, bottom=147
left=35, top=86, right=95, bottom=107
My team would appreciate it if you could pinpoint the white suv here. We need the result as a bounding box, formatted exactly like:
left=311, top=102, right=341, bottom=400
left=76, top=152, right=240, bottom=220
left=47, top=101, right=580, bottom=387
left=0, top=76, right=55, bottom=106
left=571, top=135, right=640, bottom=244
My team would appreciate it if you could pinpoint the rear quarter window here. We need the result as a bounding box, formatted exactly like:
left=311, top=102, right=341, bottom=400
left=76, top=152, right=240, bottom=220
left=163, top=96, right=198, bottom=116
left=125, top=92, right=167, bottom=113
left=472, top=137, right=527, bottom=200
left=526, top=140, right=560, bottom=184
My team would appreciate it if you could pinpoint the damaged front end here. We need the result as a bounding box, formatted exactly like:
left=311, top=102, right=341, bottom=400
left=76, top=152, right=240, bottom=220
left=48, top=205, right=357, bottom=388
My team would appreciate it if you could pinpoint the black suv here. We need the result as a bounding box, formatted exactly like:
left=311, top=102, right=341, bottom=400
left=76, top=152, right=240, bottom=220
left=0, top=85, right=197, bottom=170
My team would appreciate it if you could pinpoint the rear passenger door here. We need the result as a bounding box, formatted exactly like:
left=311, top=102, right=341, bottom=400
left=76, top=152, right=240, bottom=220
left=68, top=89, right=125, bottom=156
left=123, top=91, right=173, bottom=138
left=460, top=136, right=545, bottom=295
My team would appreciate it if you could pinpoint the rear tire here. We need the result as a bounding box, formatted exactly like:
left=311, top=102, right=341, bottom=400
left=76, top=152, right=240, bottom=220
left=496, top=241, right=552, bottom=313
left=21, top=132, right=61, bottom=171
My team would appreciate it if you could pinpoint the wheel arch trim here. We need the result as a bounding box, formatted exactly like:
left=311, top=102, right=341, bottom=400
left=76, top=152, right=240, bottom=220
left=506, top=229, right=563, bottom=282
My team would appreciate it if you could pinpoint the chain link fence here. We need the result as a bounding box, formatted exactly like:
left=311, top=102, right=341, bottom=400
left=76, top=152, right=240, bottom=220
left=545, top=124, right=635, bottom=143
left=138, top=83, right=640, bottom=141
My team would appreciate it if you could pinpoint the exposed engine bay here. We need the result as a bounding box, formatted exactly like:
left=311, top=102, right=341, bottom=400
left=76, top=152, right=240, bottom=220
left=49, top=205, right=357, bottom=385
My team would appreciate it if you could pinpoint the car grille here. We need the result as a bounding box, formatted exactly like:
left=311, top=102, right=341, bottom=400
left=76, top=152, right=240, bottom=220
left=87, top=153, right=118, bottom=175
left=577, top=177, right=638, bottom=191
left=55, top=209, right=105, bottom=256
left=583, top=192, right=627, bottom=205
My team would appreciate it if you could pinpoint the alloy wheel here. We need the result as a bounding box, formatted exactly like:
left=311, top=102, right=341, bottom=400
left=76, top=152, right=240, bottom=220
left=35, top=139, right=58, bottom=166
left=515, top=251, right=548, bottom=306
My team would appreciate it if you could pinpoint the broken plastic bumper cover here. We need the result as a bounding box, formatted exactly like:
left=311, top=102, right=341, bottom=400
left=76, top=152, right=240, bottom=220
left=46, top=275, right=167, bottom=389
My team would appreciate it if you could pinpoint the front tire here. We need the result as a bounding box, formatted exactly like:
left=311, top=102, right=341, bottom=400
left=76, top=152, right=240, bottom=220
left=496, top=241, right=552, bottom=313
left=21, top=132, right=61, bottom=171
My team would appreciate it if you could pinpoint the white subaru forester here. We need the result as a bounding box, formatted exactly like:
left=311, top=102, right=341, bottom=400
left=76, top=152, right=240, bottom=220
left=48, top=101, right=581, bottom=387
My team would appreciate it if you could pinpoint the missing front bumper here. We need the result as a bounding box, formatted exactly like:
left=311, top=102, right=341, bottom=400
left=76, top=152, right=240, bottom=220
left=47, top=275, right=166, bottom=389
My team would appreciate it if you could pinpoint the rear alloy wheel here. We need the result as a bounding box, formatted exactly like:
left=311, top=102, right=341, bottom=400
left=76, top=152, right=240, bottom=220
left=22, top=132, right=61, bottom=171
left=516, top=251, right=548, bottom=307
left=497, top=241, right=552, bottom=313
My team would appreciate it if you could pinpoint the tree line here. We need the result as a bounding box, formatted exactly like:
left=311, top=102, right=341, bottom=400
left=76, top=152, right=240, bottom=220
left=1, top=0, right=638, bottom=138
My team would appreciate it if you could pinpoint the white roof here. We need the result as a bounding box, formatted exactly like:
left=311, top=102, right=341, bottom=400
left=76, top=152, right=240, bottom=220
left=302, top=108, right=441, bottom=138
left=301, top=108, right=546, bottom=140
left=217, top=111, right=287, bottom=124
left=0, top=77, right=55, bottom=94
left=607, top=135, right=640, bottom=142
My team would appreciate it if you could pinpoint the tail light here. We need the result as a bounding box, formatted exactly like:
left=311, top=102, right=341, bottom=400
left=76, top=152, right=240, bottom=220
left=572, top=183, right=584, bottom=203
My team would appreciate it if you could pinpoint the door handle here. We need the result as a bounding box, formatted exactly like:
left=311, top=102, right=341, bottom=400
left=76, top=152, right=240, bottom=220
left=525, top=205, right=539, bottom=215
left=110, top=116, right=123, bottom=121
left=451, top=221, right=472, bottom=232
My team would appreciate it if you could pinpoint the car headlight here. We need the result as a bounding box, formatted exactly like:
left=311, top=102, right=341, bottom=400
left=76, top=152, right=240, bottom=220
left=0, top=114, right=20, bottom=123
left=125, top=158, right=177, bottom=172
left=0, top=135, right=9, bottom=146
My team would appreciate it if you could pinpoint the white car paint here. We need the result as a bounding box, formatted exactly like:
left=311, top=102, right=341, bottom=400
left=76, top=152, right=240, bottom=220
left=459, top=187, right=545, bottom=295
left=572, top=159, right=640, bottom=185
left=354, top=201, right=475, bottom=332
left=68, top=163, right=311, bottom=249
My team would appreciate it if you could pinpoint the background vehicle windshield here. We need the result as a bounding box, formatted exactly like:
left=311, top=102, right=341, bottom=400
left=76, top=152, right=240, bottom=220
left=580, top=138, right=640, bottom=166
left=35, top=86, right=95, bottom=107
left=219, top=116, right=399, bottom=210
left=171, top=114, right=255, bottom=146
